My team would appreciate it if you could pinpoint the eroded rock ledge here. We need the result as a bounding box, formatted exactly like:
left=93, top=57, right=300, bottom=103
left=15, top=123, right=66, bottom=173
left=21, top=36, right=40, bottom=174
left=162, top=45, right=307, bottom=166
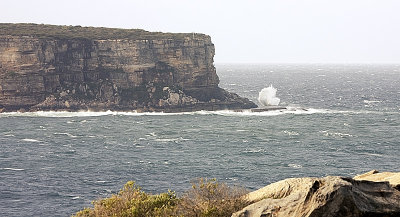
left=233, top=170, right=400, bottom=217
left=0, top=23, right=256, bottom=112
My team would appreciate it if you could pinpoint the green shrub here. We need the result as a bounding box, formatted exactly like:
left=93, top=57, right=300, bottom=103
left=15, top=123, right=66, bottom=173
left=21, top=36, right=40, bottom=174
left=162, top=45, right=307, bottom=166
left=74, top=181, right=178, bottom=217
left=73, top=179, right=250, bottom=217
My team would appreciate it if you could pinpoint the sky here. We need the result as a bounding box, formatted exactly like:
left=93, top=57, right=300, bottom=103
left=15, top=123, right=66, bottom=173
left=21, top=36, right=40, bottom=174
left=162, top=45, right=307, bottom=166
left=1, top=0, right=400, bottom=64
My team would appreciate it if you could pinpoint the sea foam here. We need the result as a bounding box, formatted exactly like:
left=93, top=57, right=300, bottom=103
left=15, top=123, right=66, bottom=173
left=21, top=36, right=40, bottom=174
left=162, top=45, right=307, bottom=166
left=0, top=107, right=389, bottom=118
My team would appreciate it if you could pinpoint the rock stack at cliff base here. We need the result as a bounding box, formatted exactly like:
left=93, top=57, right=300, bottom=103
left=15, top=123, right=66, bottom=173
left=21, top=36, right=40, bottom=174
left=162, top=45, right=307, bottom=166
left=233, top=170, right=400, bottom=217
left=0, top=23, right=256, bottom=112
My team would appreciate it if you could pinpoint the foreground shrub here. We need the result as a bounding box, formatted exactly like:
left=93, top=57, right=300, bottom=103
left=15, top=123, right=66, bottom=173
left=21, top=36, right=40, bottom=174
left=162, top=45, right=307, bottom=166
left=74, top=181, right=178, bottom=217
left=176, top=178, right=250, bottom=217
left=73, top=178, right=250, bottom=217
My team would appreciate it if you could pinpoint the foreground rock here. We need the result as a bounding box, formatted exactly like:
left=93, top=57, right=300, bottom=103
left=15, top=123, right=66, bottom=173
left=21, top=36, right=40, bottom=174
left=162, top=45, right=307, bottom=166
left=233, top=170, right=400, bottom=217
left=0, top=23, right=256, bottom=112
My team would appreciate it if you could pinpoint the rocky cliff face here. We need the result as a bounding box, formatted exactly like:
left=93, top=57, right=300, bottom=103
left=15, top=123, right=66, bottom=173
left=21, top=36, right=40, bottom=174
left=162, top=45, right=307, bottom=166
left=0, top=24, right=256, bottom=112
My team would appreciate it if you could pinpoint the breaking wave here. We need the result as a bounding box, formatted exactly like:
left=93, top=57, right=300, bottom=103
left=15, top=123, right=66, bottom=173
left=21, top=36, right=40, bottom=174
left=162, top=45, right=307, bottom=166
left=258, top=85, right=280, bottom=106
left=0, top=107, right=396, bottom=118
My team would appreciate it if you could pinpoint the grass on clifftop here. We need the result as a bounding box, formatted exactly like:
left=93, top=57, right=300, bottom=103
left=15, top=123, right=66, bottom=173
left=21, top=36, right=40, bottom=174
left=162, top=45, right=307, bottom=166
left=73, top=178, right=250, bottom=217
left=0, top=23, right=209, bottom=41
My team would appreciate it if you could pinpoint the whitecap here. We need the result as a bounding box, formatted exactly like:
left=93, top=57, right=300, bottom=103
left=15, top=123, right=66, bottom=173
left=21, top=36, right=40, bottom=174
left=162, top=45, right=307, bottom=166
left=321, top=131, right=354, bottom=138
left=363, top=100, right=381, bottom=104
left=54, top=132, right=78, bottom=138
left=22, top=138, right=40, bottom=142
left=362, top=153, right=383, bottom=157
left=146, top=132, right=157, bottom=137
left=155, top=137, right=189, bottom=142
left=243, top=148, right=264, bottom=153
left=288, top=164, right=302, bottom=168
left=2, top=168, right=25, bottom=171
left=155, top=138, right=178, bottom=142
left=283, top=130, right=299, bottom=136
left=189, top=107, right=332, bottom=117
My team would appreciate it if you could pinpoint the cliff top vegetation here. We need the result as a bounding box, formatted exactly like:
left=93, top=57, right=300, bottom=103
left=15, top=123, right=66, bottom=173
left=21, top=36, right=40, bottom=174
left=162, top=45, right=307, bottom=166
left=0, top=23, right=209, bottom=41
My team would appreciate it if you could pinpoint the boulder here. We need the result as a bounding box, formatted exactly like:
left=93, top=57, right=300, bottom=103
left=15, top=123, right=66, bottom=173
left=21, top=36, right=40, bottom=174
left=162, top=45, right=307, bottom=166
left=354, top=170, right=400, bottom=189
left=233, top=171, right=400, bottom=217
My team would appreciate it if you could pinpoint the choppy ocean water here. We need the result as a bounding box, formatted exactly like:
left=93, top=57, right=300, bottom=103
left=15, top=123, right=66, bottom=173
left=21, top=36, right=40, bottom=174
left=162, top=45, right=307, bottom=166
left=1, top=64, right=399, bottom=217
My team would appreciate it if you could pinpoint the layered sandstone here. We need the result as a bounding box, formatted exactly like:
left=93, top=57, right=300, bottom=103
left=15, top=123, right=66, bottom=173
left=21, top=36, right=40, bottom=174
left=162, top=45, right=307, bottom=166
left=234, top=171, right=400, bottom=217
left=0, top=23, right=256, bottom=112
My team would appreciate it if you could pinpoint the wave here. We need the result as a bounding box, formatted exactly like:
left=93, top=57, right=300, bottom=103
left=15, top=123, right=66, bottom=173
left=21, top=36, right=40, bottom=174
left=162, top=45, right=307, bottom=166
left=288, top=164, right=303, bottom=168
left=362, top=153, right=384, bottom=157
left=0, top=110, right=131, bottom=117
left=189, top=107, right=338, bottom=116
left=243, top=148, right=265, bottom=154
left=53, top=132, right=78, bottom=138
left=1, top=168, right=25, bottom=171
left=154, top=137, right=190, bottom=142
left=283, top=130, right=300, bottom=136
left=22, top=138, right=40, bottom=142
left=319, top=130, right=355, bottom=138
left=0, top=107, right=397, bottom=118
left=363, top=100, right=381, bottom=104
left=0, top=110, right=186, bottom=117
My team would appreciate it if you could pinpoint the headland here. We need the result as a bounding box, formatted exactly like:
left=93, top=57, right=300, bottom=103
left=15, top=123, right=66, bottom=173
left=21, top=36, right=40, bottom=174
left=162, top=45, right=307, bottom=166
left=0, top=23, right=256, bottom=112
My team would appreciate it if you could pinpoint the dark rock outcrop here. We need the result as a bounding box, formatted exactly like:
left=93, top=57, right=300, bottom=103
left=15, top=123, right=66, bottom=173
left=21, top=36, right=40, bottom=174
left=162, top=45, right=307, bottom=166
left=233, top=171, right=400, bottom=217
left=0, top=23, right=256, bottom=112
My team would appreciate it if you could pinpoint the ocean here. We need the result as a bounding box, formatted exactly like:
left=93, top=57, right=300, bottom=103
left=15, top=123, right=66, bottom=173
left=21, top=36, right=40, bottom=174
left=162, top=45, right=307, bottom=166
left=1, top=64, right=399, bottom=217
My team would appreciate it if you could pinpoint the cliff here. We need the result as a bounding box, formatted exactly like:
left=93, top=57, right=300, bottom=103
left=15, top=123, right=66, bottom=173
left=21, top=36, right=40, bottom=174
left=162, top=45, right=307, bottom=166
left=233, top=170, right=400, bottom=217
left=0, top=23, right=256, bottom=112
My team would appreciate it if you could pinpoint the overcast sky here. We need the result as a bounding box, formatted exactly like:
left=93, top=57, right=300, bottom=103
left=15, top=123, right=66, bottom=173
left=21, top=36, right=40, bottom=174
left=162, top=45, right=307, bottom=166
left=2, top=0, right=400, bottom=63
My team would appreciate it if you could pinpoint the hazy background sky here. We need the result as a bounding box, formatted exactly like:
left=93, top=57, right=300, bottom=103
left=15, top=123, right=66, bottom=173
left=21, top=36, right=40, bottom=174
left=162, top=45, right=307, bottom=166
left=1, top=0, right=400, bottom=63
